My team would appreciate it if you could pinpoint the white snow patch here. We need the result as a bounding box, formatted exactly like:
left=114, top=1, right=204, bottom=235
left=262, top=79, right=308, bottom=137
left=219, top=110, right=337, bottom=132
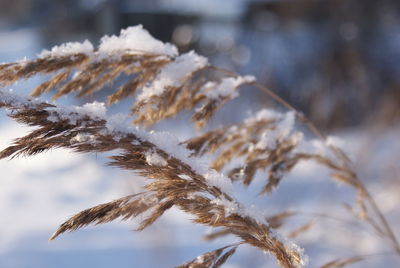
left=99, top=25, right=178, bottom=57
left=71, top=133, right=97, bottom=144
left=195, top=254, right=204, bottom=263
left=203, top=171, right=234, bottom=195
left=38, top=40, right=93, bottom=58
left=47, top=101, right=106, bottom=125
left=145, top=151, right=168, bottom=166
left=268, top=228, right=309, bottom=267
left=254, top=111, right=296, bottom=150
left=137, top=51, right=208, bottom=101
left=211, top=196, right=268, bottom=225
left=77, top=101, right=107, bottom=118
left=211, top=196, right=239, bottom=217
left=203, top=75, right=255, bottom=100
left=0, top=88, right=41, bottom=109
left=245, top=108, right=282, bottom=124
left=178, top=174, right=192, bottom=180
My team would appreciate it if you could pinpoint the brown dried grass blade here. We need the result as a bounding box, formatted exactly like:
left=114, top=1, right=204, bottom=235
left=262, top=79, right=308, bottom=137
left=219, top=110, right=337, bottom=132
left=176, top=244, right=239, bottom=268
left=49, top=194, right=152, bottom=240
left=31, top=71, right=70, bottom=97
left=0, top=92, right=306, bottom=268
left=267, top=211, right=296, bottom=229
left=203, top=229, right=231, bottom=241
left=287, top=221, right=314, bottom=239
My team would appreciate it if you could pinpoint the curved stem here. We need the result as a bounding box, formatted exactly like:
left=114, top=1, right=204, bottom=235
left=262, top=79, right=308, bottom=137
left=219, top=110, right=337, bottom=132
left=361, top=185, right=400, bottom=254
left=251, top=82, right=327, bottom=141
left=208, top=65, right=327, bottom=141
left=209, top=64, right=400, bottom=256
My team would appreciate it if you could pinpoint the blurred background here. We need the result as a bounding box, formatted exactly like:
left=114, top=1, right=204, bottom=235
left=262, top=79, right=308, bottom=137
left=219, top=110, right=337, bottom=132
left=0, top=0, right=399, bottom=267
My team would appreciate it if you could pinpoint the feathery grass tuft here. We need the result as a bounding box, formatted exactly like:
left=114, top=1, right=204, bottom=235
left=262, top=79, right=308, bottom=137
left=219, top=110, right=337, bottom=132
left=0, top=25, right=399, bottom=267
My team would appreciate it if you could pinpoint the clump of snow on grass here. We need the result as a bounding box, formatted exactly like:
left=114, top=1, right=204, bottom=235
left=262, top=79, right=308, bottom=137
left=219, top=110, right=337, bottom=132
left=211, top=196, right=268, bottom=225
left=38, top=40, right=93, bottom=58
left=145, top=151, right=168, bottom=166
left=244, top=109, right=346, bottom=167
left=143, top=131, right=234, bottom=196
left=77, top=101, right=107, bottom=118
left=0, top=88, right=42, bottom=109
left=245, top=108, right=281, bottom=124
left=137, top=51, right=208, bottom=101
left=195, top=255, right=205, bottom=264
left=211, top=196, right=239, bottom=217
left=71, top=133, right=97, bottom=144
left=178, top=174, right=192, bottom=180
left=253, top=111, right=297, bottom=150
left=203, top=171, right=234, bottom=195
left=47, top=101, right=106, bottom=125
left=245, top=109, right=345, bottom=166
left=269, top=228, right=309, bottom=267
left=103, top=113, right=133, bottom=141
left=99, top=25, right=178, bottom=57
left=37, top=25, right=179, bottom=60
left=203, top=75, right=255, bottom=100
left=279, top=111, right=296, bottom=137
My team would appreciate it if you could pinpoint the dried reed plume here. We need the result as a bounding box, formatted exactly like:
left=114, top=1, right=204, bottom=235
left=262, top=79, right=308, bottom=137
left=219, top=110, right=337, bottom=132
left=0, top=25, right=399, bottom=267
left=0, top=90, right=305, bottom=267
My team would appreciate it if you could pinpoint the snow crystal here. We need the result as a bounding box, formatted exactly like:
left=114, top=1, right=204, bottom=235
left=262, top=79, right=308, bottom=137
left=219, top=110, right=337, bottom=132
left=195, top=255, right=204, bottom=264
left=145, top=151, right=168, bottom=166
left=178, top=174, right=192, bottom=180
left=99, top=25, right=178, bottom=57
left=72, top=70, right=82, bottom=79
left=203, top=75, right=255, bottom=100
left=137, top=51, right=208, bottom=101
left=71, top=133, right=97, bottom=144
left=38, top=40, right=94, bottom=58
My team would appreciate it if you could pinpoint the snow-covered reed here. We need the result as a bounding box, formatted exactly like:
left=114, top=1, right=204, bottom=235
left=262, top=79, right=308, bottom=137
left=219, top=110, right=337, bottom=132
left=0, top=25, right=398, bottom=268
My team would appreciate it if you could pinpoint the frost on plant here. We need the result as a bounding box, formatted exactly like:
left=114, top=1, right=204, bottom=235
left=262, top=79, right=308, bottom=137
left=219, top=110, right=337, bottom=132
left=0, top=24, right=398, bottom=268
